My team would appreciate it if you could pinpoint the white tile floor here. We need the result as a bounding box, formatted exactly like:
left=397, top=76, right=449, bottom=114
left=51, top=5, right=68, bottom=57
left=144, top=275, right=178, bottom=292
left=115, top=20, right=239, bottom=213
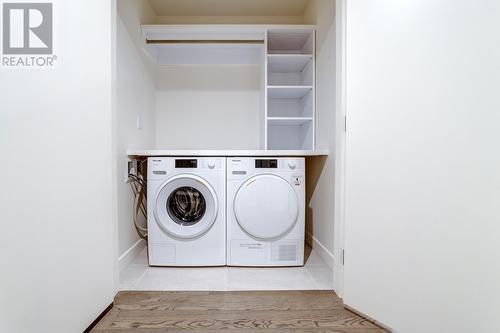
left=119, top=245, right=333, bottom=291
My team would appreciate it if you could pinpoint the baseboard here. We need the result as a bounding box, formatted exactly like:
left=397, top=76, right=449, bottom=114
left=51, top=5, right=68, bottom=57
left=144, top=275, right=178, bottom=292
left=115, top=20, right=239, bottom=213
left=119, top=236, right=331, bottom=270
left=306, top=232, right=334, bottom=269
left=345, top=305, right=394, bottom=332
left=83, top=302, right=113, bottom=333
left=118, top=239, right=146, bottom=271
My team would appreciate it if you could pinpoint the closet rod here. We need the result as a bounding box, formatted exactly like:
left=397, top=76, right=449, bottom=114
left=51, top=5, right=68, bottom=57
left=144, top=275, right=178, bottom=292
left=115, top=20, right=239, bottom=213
left=146, top=39, right=264, bottom=45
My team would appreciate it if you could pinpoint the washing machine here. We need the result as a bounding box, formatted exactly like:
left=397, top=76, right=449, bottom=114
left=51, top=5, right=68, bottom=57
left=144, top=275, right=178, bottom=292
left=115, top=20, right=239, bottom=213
left=227, top=157, right=305, bottom=266
left=147, top=157, right=225, bottom=266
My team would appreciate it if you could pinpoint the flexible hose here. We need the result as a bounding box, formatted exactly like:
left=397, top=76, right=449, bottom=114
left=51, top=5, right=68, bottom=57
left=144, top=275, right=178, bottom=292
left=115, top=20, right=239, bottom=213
left=128, top=163, right=148, bottom=240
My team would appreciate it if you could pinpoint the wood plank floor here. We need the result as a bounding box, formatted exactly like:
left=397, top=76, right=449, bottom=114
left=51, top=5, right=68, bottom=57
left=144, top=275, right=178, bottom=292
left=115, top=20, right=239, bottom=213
left=92, top=291, right=386, bottom=332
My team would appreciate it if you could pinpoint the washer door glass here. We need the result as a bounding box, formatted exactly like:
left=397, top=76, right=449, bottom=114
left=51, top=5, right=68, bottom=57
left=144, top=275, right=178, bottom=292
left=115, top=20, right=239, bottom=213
left=155, top=175, right=217, bottom=239
left=234, top=174, right=299, bottom=240
left=167, top=186, right=206, bottom=226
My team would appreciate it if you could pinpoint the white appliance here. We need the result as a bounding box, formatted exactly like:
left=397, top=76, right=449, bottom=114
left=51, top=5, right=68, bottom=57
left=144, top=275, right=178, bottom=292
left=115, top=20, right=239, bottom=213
left=147, top=157, right=226, bottom=266
left=227, top=157, right=305, bottom=266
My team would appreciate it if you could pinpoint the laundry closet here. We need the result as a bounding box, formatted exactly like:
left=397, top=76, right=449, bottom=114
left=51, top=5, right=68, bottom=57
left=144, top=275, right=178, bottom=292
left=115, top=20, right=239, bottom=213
left=115, top=0, right=338, bottom=291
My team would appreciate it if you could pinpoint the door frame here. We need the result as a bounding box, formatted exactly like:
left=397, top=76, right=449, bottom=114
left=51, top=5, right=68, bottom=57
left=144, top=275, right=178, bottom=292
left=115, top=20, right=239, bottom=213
left=333, top=0, right=347, bottom=298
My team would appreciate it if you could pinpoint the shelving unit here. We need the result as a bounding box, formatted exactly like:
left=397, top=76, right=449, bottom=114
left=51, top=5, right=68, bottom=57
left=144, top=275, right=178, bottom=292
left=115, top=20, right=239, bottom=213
left=141, top=25, right=316, bottom=151
left=265, top=28, right=315, bottom=150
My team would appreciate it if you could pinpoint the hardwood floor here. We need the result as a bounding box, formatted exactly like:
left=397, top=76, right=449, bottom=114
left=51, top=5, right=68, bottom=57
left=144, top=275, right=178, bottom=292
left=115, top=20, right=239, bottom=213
left=92, top=291, right=386, bottom=332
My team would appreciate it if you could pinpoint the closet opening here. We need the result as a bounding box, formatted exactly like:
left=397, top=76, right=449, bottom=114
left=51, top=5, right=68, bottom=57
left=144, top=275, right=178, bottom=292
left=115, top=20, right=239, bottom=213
left=115, top=0, right=337, bottom=293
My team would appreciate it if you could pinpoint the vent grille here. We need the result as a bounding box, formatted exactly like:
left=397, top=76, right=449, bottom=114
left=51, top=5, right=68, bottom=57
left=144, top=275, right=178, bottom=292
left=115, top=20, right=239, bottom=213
left=272, top=244, right=297, bottom=262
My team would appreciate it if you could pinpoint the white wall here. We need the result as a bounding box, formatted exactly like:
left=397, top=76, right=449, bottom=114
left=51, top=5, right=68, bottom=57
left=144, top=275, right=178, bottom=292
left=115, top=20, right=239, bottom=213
left=118, top=0, right=156, bottom=69
left=0, top=1, right=115, bottom=332
left=155, top=66, right=261, bottom=149
left=116, top=12, right=156, bottom=259
left=303, top=0, right=336, bottom=266
left=343, top=1, right=500, bottom=332
left=116, top=0, right=157, bottom=261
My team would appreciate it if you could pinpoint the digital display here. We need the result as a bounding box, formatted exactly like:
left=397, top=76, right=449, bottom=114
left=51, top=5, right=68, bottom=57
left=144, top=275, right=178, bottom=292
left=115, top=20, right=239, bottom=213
left=175, top=159, right=198, bottom=168
left=255, top=159, right=278, bottom=168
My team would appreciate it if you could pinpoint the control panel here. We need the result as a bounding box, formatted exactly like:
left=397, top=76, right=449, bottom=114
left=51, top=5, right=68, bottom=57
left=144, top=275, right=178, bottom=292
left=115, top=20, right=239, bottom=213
left=227, top=158, right=305, bottom=181
left=175, top=159, right=197, bottom=168
left=148, top=157, right=224, bottom=180
left=255, top=159, right=278, bottom=168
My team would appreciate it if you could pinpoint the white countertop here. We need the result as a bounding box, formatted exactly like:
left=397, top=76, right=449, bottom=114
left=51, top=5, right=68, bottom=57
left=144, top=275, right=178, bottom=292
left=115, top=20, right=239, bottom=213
left=127, top=149, right=329, bottom=157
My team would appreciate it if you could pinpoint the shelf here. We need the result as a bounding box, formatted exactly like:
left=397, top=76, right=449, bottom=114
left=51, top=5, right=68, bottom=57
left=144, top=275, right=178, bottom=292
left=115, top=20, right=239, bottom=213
left=127, top=149, right=329, bottom=157
left=267, top=86, right=313, bottom=99
left=267, top=54, right=313, bottom=72
left=142, top=25, right=265, bottom=65
left=267, top=29, right=315, bottom=55
left=267, top=117, right=313, bottom=126
left=267, top=122, right=314, bottom=150
left=268, top=93, right=313, bottom=117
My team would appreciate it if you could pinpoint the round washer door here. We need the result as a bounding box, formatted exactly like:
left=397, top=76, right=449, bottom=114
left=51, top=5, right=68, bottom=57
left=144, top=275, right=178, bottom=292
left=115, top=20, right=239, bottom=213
left=234, top=174, right=299, bottom=240
left=154, top=174, right=218, bottom=239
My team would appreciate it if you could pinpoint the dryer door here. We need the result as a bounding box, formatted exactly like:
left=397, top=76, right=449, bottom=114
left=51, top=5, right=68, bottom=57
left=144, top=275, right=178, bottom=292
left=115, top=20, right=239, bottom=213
left=154, top=174, right=218, bottom=239
left=234, top=174, right=299, bottom=240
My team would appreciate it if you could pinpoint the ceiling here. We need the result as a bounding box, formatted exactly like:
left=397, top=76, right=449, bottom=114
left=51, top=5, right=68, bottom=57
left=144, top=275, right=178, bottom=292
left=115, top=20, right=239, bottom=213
left=148, top=0, right=312, bottom=17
